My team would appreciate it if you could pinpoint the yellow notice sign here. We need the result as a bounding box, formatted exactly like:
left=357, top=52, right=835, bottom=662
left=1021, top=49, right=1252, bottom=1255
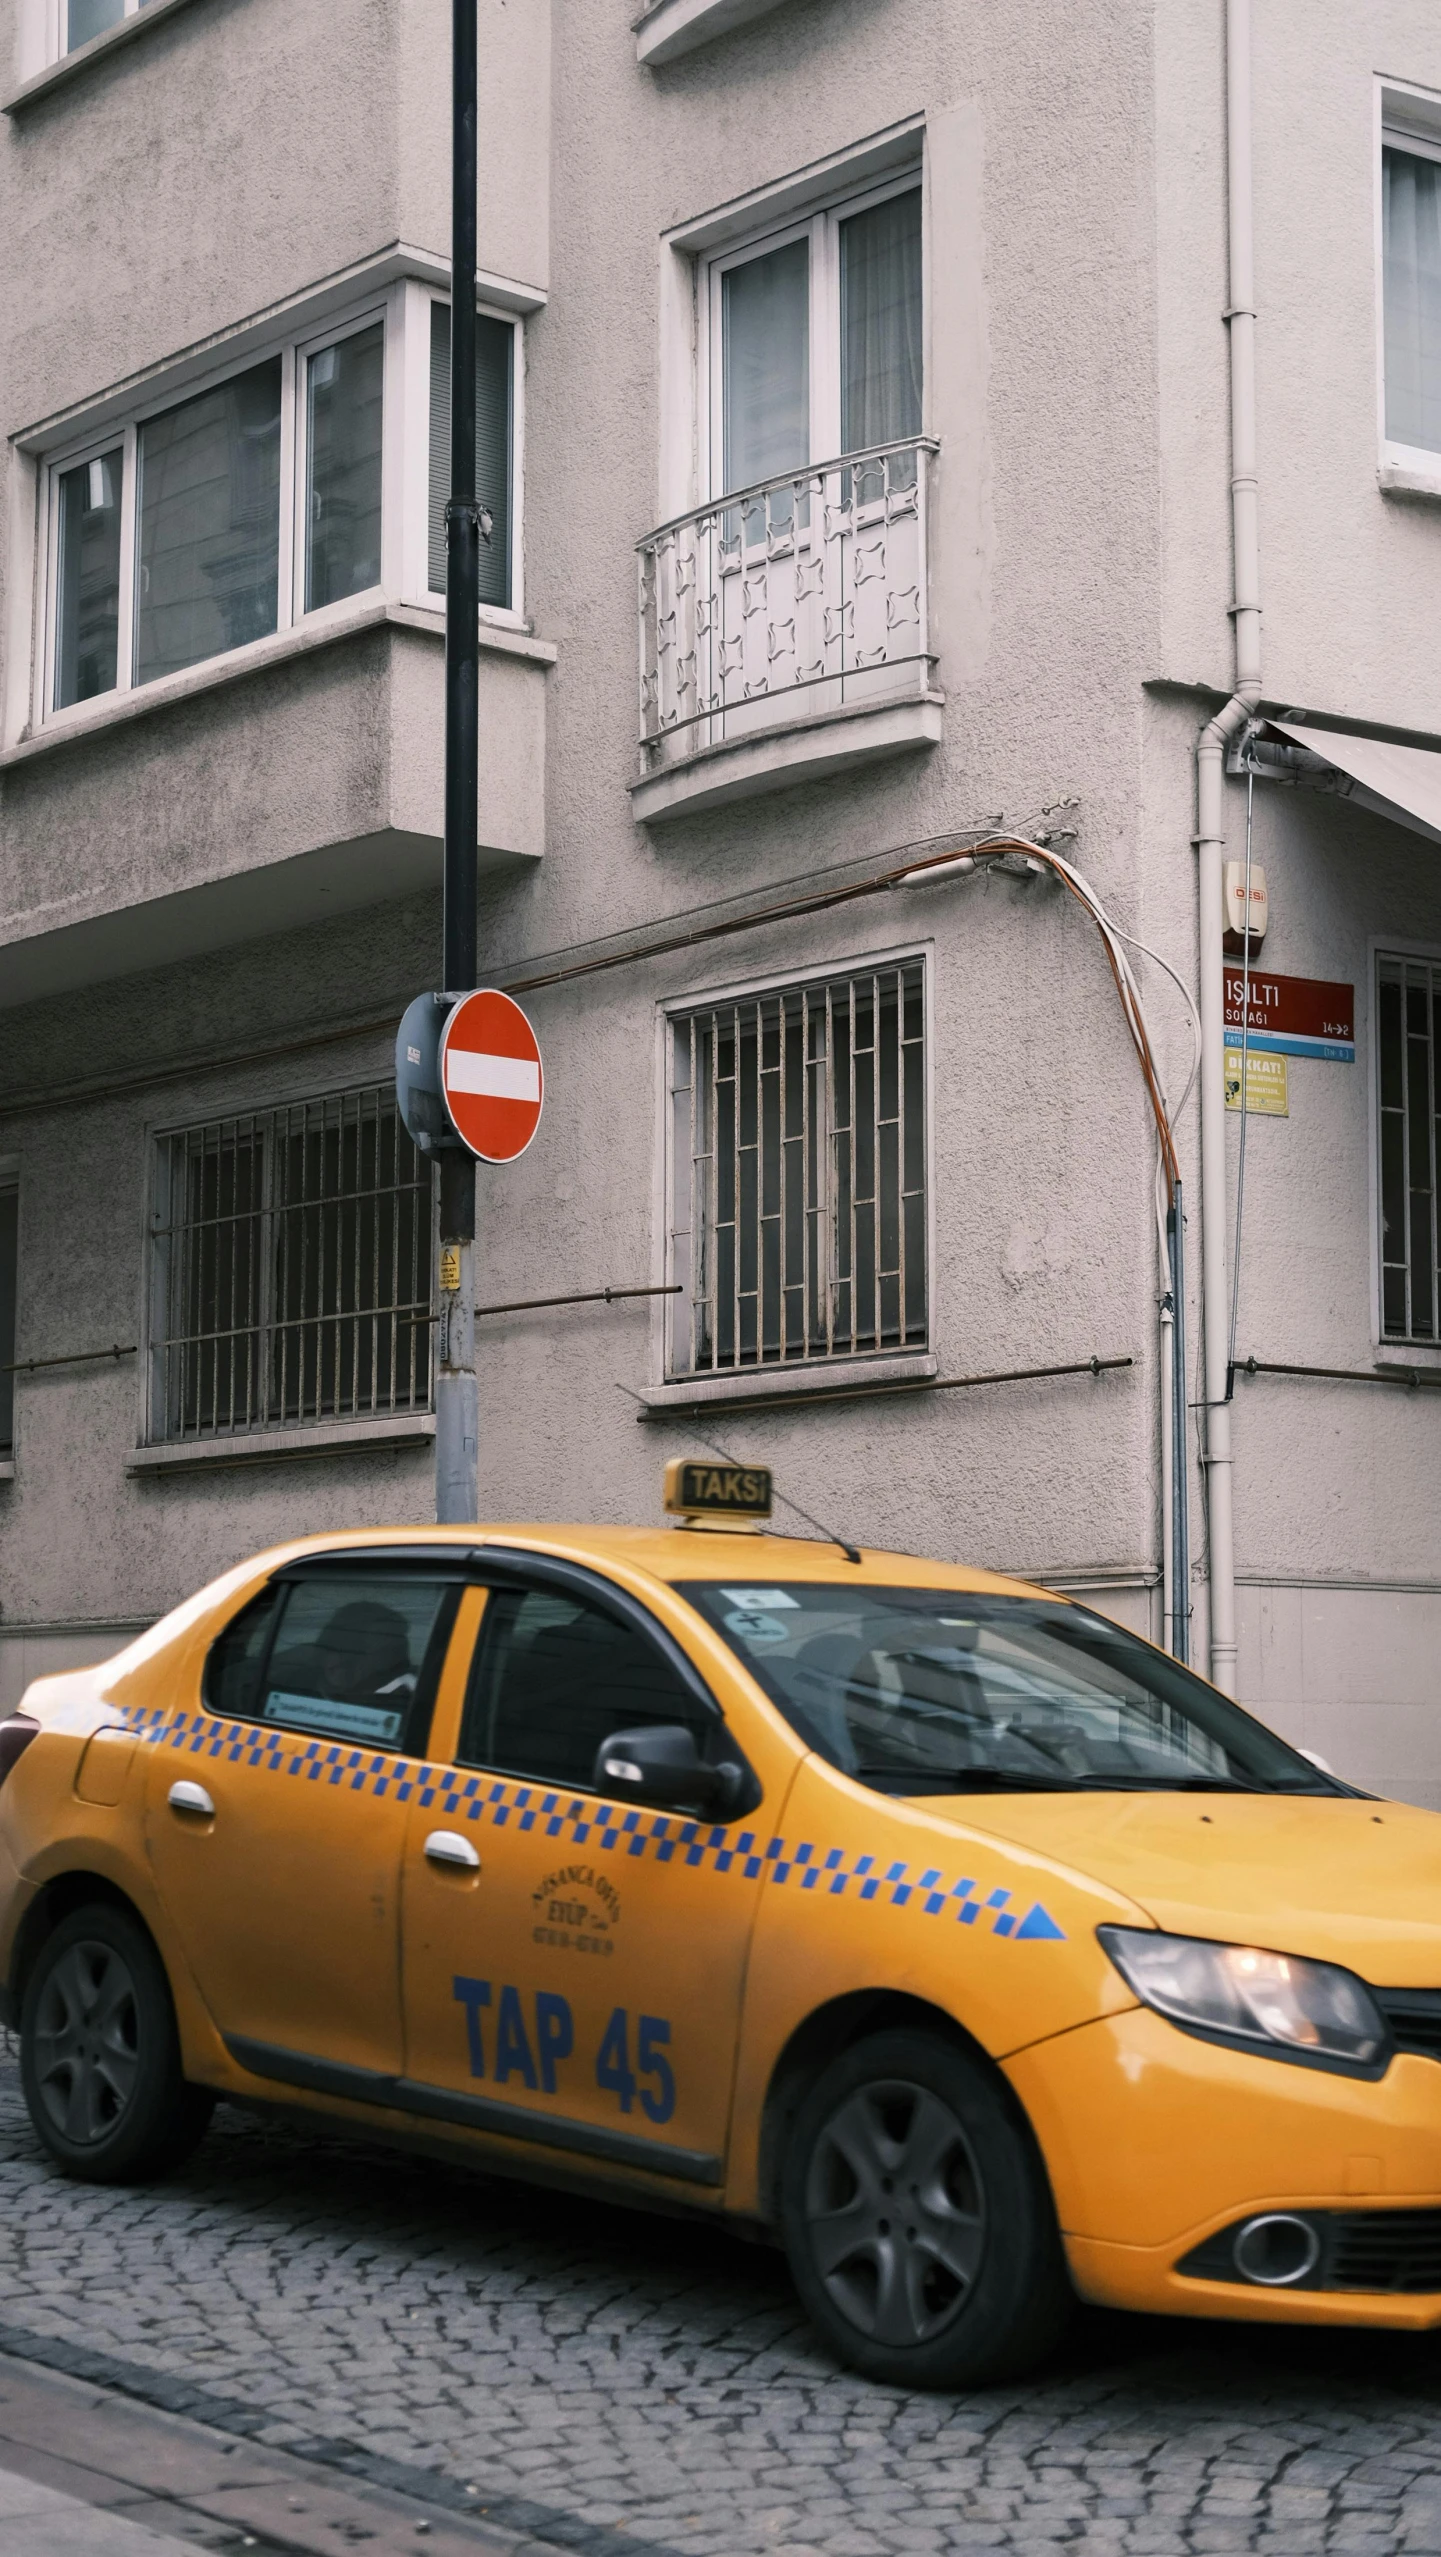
left=1224, top=1048, right=1289, bottom=1116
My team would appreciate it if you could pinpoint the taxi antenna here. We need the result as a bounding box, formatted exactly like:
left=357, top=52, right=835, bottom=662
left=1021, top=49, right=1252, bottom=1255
left=614, top=1382, right=862, bottom=1564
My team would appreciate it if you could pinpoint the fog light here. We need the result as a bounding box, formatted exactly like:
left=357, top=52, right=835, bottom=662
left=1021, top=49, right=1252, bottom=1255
left=1233, top=2213, right=1321, bottom=2286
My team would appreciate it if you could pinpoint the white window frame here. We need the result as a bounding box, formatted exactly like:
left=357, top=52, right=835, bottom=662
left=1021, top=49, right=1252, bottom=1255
left=658, top=943, right=934, bottom=1383
left=1376, top=77, right=1441, bottom=484
left=44, top=0, right=143, bottom=66
left=699, top=167, right=925, bottom=502
left=31, top=279, right=526, bottom=735
left=400, top=279, right=526, bottom=629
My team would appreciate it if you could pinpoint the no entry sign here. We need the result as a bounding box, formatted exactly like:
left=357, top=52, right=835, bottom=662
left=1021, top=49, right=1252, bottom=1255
left=439, top=989, right=544, bottom=1163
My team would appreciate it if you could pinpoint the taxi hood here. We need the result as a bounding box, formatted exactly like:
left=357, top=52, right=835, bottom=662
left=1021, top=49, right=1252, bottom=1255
left=953, top=1790, right=1441, bottom=1987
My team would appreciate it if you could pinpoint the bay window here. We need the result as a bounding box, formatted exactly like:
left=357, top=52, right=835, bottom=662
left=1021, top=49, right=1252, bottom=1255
left=37, top=281, right=523, bottom=729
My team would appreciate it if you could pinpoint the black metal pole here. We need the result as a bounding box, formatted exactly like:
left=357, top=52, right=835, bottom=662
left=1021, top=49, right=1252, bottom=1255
left=442, top=0, right=479, bottom=1258
left=436, top=0, right=479, bottom=1522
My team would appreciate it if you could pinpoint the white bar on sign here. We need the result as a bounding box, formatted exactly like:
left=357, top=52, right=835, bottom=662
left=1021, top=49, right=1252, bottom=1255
left=446, top=1049, right=541, bottom=1103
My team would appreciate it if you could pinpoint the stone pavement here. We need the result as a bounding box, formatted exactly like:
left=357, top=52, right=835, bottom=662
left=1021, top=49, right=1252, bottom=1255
left=6, top=2048, right=1441, bottom=2555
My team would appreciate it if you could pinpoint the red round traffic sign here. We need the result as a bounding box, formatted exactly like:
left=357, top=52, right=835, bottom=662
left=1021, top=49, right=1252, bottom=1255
left=439, top=989, right=544, bottom=1164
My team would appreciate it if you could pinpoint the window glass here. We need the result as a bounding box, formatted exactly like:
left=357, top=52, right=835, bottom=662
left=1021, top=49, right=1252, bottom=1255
left=669, top=959, right=926, bottom=1374
left=136, top=358, right=282, bottom=686
left=153, top=1087, right=430, bottom=1445
left=68, top=0, right=124, bottom=46
left=1378, top=955, right=1440, bottom=1341
left=841, top=189, right=922, bottom=458
left=1384, top=144, right=1441, bottom=453
left=427, top=303, right=513, bottom=609
left=722, top=237, right=810, bottom=495
left=204, top=1585, right=283, bottom=1721
left=461, top=1588, right=704, bottom=1790
left=259, top=1574, right=456, bottom=1748
left=679, top=1585, right=1340, bottom=1798
left=54, top=450, right=122, bottom=708
left=307, top=323, right=384, bottom=611
left=0, top=1188, right=16, bottom=1457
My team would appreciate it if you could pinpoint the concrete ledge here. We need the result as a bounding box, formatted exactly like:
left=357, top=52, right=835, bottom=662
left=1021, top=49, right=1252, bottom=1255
left=3, top=0, right=206, bottom=112
left=631, top=692, right=943, bottom=826
left=641, top=1352, right=937, bottom=1415
left=1378, top=464, right=1441, bottom=504
left=1, top=601, right=555, bottom=774
left=127, top=1413, right=435, bottom=1475
left=634, top=0, right=793, bottom=65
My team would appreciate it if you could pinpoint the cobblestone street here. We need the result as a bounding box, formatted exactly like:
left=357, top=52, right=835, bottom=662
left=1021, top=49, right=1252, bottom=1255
left=5, top=2054, right=1441, bottom=2555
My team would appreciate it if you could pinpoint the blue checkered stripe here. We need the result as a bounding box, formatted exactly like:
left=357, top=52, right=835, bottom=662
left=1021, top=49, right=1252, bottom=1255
left=117, top=1703, right=1067, bottom=1941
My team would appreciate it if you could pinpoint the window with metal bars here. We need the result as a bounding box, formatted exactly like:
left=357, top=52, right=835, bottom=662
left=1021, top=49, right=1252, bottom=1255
left=1379, top=955, right=1441, bottom=1342
left=148, top=1086, right=432, bottom=1442
left=668, top=960, right=926, bottom=1376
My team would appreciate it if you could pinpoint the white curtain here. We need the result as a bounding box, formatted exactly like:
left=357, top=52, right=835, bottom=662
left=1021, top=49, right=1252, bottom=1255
left=1385, top=146, right=1441, bottom=453
left=840, top=188, right=923, bottom=457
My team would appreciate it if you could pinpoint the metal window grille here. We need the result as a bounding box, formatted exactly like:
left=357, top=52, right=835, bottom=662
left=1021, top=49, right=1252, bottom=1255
left=149, top=1085, right=432, bottom=1442
left=1379, top=956, right=1441, bottom=1342
left=669, top=961, right=927, bottom=1376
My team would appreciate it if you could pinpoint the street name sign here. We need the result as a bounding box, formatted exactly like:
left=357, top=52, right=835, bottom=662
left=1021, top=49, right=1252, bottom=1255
left=1222, top=970, right=1354, bottom=1062
left=440, top=989, right=544, bottom=1162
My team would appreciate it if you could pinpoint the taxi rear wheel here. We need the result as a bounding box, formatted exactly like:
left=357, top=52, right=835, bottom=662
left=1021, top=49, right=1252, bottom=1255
left=780, top=2028, right=1070, bottom=2388
left=20, top=1904, right=215, bottom=2183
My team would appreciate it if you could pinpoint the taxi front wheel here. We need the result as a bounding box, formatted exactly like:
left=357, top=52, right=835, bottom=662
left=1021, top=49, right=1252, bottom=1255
left=780, top=2029, right=1071, bottom=2389
left=20, top=1904, right=215, bottom=2183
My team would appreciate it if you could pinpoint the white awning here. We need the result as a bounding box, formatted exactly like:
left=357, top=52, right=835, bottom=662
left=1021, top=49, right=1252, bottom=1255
left=1270, top=718, right=1441, bottom=848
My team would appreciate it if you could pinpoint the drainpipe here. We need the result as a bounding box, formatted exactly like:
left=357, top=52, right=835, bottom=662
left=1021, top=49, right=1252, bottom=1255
left=1195, top=0, right=1261, bottom=1693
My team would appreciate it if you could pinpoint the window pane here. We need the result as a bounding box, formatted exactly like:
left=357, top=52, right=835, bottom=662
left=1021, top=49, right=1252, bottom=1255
left=261, top=1575, right=455, bottom=1749
left=841, top=188, right=923, bottom=456
left=204, top=1586, right=283, bottom=1720
left=152, top=1086, right=431, bottom=1445
left=306, top=323, right=384, bottom=610
left=0, top=1188, right=16, bottom=1457
left=136, top=358, right=282, bottom=686
left=427, top=302, right=513, bottom=609
left=461, top=1589, right=702, bottom=1789
left=673, top=961, right=927, bottom=1376
left=67, top=0, right=124, bottom=48
left=54, top=448, right=122, bottom=709
left=1384, top=146, right=1441, bottom=453
left=1378, top=957, right=1441, bottom=1343
left=722, top=237, right=809, bottom=494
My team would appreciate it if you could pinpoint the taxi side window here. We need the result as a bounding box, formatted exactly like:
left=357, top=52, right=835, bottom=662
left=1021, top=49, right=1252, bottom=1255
left=460, top=1588, right=706, bottom=1792
left=203, top=1572, right=458, bottom=1754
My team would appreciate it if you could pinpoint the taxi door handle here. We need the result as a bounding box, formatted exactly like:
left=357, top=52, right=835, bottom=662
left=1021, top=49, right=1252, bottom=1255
left=168, top=1780, right=215, bottom=1818
left=423, top=1829, right=480, bottom=1871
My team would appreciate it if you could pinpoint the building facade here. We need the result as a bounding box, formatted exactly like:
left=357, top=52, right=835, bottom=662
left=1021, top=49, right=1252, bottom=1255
left=1, top=0, right=1438, bottom=1797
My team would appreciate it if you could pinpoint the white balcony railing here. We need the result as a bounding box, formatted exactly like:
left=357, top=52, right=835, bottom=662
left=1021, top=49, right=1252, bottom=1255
left=638, top=436, right=939, bottom=775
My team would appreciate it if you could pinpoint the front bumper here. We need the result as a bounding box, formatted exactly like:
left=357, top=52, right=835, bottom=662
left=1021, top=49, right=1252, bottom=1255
left=1006, top=2005, right=1441, bottom=2327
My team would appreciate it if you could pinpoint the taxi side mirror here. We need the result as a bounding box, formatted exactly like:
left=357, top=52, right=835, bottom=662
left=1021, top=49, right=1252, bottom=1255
left=594, top=1723, right=745, bottom=1818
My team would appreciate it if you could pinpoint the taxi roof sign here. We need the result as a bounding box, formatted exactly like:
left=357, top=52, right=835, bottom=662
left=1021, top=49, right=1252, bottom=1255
left=664, top=1458, right=773, bottom=1527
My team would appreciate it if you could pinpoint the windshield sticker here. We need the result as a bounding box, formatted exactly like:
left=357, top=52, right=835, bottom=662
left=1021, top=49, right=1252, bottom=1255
left=721, top=1588, right=800, bottom=1609
left=723, top=1610, right=792, bottom=1646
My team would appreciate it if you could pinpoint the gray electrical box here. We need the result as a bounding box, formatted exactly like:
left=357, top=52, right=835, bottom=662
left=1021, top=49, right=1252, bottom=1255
left=395, top=991, right=461, bottom=1155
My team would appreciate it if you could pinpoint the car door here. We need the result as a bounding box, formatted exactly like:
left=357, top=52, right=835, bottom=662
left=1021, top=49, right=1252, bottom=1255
left=398, top=1560, right=779, bottom=2189
left=144, top=1551, right=465, bottom=2085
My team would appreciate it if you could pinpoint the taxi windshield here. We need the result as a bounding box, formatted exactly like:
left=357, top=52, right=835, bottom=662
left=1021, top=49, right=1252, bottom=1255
left=676, top=1583, right=1345, bottom=1797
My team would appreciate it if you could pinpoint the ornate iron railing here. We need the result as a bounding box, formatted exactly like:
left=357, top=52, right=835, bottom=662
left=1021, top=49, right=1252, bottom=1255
left=638, top=436, right=939, bottom=769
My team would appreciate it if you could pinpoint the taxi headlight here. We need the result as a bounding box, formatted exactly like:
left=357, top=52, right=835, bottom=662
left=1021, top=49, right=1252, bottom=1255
left=1098, top=1927, right=1388, bottom=2068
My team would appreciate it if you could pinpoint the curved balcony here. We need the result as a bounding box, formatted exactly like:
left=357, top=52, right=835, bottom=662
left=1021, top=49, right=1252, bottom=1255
left=634, top=436, right=943, bottom=825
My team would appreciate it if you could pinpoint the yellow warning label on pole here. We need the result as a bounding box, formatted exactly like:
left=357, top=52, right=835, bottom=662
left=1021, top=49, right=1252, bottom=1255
left=1224, top=1049, right=1289, bottom=1116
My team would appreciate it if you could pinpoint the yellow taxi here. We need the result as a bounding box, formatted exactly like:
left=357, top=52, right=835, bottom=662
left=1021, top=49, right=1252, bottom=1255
left=3, top=1461, right=1441, bottom=2390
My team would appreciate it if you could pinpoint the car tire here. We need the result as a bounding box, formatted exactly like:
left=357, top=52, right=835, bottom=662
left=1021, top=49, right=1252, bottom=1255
left=20, top=1903, right=215, bottom=2183
left=780, top=2027, right=1071, bottom=2388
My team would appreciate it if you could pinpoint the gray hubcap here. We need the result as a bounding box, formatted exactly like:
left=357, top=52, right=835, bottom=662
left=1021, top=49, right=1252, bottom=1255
left=32, top=1940, right=140, bottom=2145
left=804, top=2077, right=986, bottom=2346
